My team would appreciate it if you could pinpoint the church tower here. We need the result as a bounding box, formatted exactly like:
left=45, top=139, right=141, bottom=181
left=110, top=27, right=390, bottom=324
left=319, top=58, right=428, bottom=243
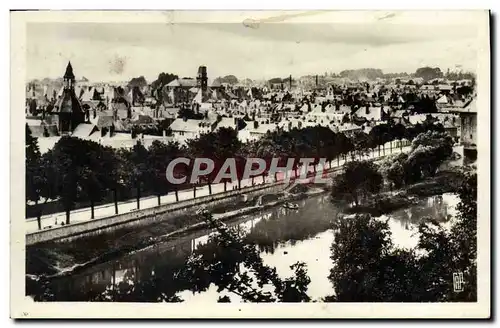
left=52, top=62, right=85, bottom=135
left=197, top=66, right=208, bottom=92
left=64, top=61, right=75, bottom=90
left=197, top=66, right=208, bottom=102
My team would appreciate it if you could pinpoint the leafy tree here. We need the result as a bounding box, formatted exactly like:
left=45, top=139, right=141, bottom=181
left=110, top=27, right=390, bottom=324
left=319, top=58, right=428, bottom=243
left=127, top=76, right=148, bottom=89
left=79, top=144, right=117, bottom=219
left=415, top=67, right=444, bottom=82
left=151, top=72, right=179, bottom=102
left=368, top=124, right=392, bottom=156
left=26, top=124, right=43, bottom=204
left=186, top=128, right=242, bottom=193
left=379, top=153, right=409, bottom=189
left=147, top=140, right=183, bottom=205
left=331, top=161, right=383, bottom=206
left=128, top=142, right=150, bottom=209
left=392, top=122, right=408, bottom=151
left=405, top=131, right=454, bottom=180
left=42, top=137, right=119, bottom=222
left=350, top=131, right=370, bottom=160
left=328, top=171, right=476, bottom=302
left=416, top=173, right=477, bottom=301
left=328, top=214, right=422, bottom=301
left=182, top=211, right=312, bottom=302
left=214, top=75, right=239, bottom=85
left=268, top=77, right=283, bottom=84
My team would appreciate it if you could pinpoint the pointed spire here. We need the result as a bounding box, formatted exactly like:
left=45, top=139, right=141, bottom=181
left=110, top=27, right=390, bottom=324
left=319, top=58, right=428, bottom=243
left=64, top=61, right=75, bottom=80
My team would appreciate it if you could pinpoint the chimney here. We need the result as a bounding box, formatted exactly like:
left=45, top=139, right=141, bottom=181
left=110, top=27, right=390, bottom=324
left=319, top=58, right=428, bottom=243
left=365, top=103, right=370, bottom=115
left=315, top=75, right=318, bottom=87
left=289, top=74, right=292, bottom=90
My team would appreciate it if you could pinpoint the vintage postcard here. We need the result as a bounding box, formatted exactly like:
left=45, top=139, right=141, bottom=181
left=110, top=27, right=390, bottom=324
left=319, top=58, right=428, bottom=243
left=10, top=10, right=490, bottom=318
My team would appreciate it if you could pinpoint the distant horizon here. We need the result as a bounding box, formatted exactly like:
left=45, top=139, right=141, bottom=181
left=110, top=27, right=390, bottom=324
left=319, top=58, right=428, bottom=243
left=26, top=12, right=481, bottom=83
left=27, top=65, right=476, bottom=85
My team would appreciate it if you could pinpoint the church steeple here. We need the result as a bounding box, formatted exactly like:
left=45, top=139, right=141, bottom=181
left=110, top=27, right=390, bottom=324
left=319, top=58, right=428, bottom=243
left=63, top=61, right=75, bottom=89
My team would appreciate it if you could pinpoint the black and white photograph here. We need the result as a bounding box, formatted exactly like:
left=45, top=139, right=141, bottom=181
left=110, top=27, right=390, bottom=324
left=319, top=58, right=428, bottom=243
left=10, top=10, right=490, bottom=318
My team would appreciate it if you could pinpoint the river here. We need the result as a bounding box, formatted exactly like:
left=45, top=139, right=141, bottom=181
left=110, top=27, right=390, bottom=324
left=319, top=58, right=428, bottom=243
left=26, top=192, right=459, bottom=302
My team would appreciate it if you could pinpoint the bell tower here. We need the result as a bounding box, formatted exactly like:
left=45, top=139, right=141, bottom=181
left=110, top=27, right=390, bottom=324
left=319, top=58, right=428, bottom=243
left=63, top=61, right=75, bottom=90
left=197, top=66, right=208, bottom=93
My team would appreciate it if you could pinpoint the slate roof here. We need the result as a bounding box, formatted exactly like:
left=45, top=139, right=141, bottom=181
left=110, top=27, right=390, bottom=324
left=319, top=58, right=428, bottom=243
left=96, top=115, right=115, bottom=129
left=52, top=89, right=83, bottom=114
left=132, top=115, right=155, bottom=125
left=64, top=62, right=75, bottom=80
left=73, top=123, right=98, bottom=137
left=167, top=78, right=198, bottom=88
left=353, top=106, right=386, bottom=122
left=169, top=118, right=207, bottom=133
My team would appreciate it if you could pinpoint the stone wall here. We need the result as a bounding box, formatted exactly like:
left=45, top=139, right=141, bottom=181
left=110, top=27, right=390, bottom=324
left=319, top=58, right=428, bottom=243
left=26, top=181, right=286, bottom=245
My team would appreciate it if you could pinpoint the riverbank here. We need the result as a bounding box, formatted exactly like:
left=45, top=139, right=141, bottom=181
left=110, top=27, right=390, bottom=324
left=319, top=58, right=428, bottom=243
left=26, top=185, right=326, bottom=277
left=341, top=170, right=463, bottom=217
left=26, top=189, right=459, bottom=302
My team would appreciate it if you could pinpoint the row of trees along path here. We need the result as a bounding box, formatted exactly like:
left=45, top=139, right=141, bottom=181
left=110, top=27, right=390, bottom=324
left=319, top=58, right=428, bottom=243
left=26, top=117, right=446, bottom=232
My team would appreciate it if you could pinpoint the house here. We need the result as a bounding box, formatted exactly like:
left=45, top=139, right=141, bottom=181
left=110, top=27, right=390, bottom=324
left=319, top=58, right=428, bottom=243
left=169, top=118, right=215, bottom=145
left=72, top=123, right=99, bottom=138
left=448, top=98, right=477, bottom=151
left=277, top=118, right=304, bottom=131
left=238, top=121, right=277, bottom=143
left=215, top=117, right=238, bottom=131
left=352, top=105, right=388, bottom=123
left=332, top=122, right=362, bottom=135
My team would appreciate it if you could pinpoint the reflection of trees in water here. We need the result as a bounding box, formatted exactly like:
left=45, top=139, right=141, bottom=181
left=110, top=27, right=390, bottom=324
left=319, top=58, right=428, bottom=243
left=33, top=239, right=195, bottom=302
left=392, top=195, right=450, bottom=230
left=246, top=195, right=336, bottom=254
left=30, top=195, right=336, bottom=302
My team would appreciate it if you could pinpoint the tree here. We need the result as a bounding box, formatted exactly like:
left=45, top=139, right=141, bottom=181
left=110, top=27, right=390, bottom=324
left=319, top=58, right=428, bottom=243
left=43, top=137, right=119, bottom=222
left=147, top=140, right=183, bottom=205
left=186, top=128, right=242, bottom=194
left=79, top=144, right=117, bottom=219
left=331, top=161, right=383, bottom=207
left=44, top=137, right=84, bottom=224
left=268, top=77, right=283, bottom=84
left=406, top=130, right=454, bottom=180
left=151, top=72, right=179, bottom=103
left=128, top=142, right=150, bottom=209
left=127, top=76, right=148, bottom=89
left=368, top=124, right=391, bottom=156
left=414, top=67, right=444, bottom=82
left=214, top=75, right=239, bottom=85
left=328, top=214, right=422, bottom=301
left=350, top=131, right=370, bottom=160
left=26, top=124, right=45, bottom=229
left=416, top=173, right=477, bottom=301
left=392, top=122, right=407, bottom=151
left=182, top=211, right=312, bottom=302
left=380, top=153, right=408, bottom=189
left=26, top=124, right=43, bottom=204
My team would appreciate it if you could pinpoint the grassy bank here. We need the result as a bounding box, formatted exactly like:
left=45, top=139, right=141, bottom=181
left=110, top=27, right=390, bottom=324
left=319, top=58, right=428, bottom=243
left=342, top=170, right=462, bottom=217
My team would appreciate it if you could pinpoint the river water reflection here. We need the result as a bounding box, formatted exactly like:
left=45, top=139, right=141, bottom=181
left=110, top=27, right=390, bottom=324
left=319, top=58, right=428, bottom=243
left=28, top=193, right=459, bottom=302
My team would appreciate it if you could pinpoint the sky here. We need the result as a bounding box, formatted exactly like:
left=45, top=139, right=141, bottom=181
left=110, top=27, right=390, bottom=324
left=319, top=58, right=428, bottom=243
left=25, top=11, right=486, bottom=83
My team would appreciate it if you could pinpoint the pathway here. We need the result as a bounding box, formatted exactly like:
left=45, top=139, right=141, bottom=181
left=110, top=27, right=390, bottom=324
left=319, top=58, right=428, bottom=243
left=25, top=144, right=411, bottom=234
